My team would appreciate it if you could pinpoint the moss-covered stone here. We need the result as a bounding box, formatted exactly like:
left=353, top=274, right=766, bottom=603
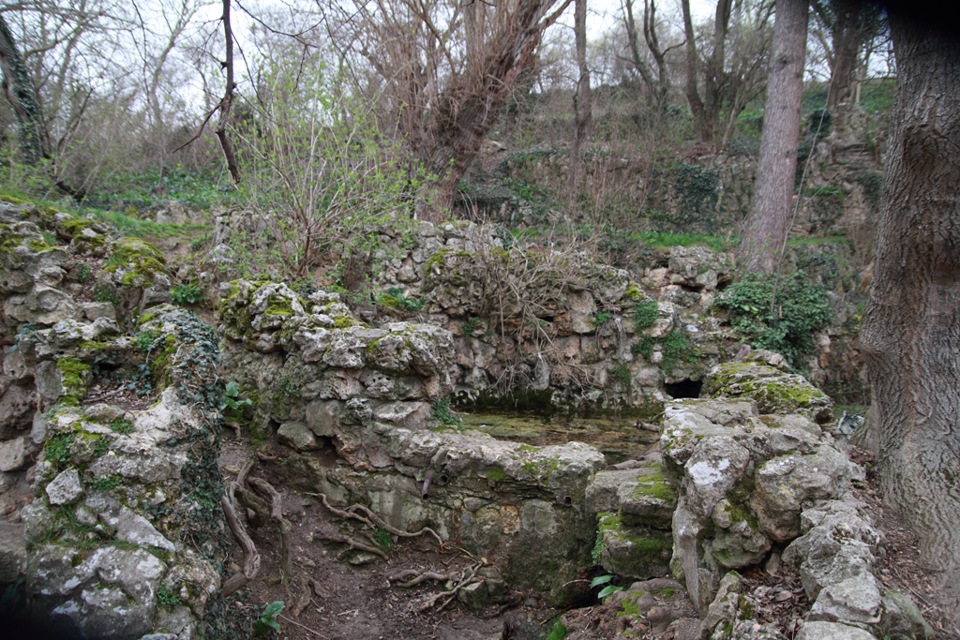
left=57, top=357, right=91, bottom=404
left=705, top=362, right=832, bottom=422
left=103, top=237, right=167, bottom=286
left=597, top=511, right=673, bottom=579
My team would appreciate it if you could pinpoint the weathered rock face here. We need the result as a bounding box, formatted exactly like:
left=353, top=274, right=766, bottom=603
left=660, top=362, right=853, bottom=612
left=19, top=307, right=228, bottom=639
left=219, top=279, right=607, bottom=601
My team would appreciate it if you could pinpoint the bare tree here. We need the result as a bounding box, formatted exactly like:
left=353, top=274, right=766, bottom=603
left=339, top=0, right=573, bottom=220
left=680, top=0, right=773, bottom=150
left=621, top=0, right=674, bottom=116
left=860, top=9, right=960, bottom=623
left=738, top=0, right=808, bottom=275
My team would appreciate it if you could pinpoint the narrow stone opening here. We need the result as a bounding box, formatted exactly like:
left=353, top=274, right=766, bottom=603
left=664, top=379, right=703, bottom=399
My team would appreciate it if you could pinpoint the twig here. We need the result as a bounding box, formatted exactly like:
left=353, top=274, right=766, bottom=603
left=278, top=613, right=329, bottom=639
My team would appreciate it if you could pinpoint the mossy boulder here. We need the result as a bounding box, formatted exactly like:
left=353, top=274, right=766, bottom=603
left=705, top=362, right=833, bottom=423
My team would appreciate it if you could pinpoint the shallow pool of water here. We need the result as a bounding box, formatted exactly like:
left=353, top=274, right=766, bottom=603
left=461, top=411, right=659, bottom=465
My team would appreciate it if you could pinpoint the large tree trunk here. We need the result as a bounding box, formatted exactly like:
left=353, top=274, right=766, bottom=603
left=860, top=13, right=960, bottom=621
left=0, top=14, right=49, bottom=165
left=738, top=0, right=808, bottom=274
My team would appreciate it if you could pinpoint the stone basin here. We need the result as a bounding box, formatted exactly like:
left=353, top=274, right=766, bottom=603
left=462, top=411, right=659, bottom=464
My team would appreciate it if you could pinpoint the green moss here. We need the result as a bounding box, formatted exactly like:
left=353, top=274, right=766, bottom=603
left=631, top=472, right=676, bottom=503
left=423, top=248, right=452, bottom=275
left=103, top=237, right=167, bottom=286
left=60, top=217, right=96, bottom=237
left=263, top=301, right=294, bottom=317
left=332, top=315, right=357, bottom=328
left=27, top=238, right=56, bottom=252
left=57, top=357, right=91, bottom=401
left=623, top=282, right=646, bottom=302
left=617, top=596, right=641, bottom=618
left=485, top=468, right=508, bottom=483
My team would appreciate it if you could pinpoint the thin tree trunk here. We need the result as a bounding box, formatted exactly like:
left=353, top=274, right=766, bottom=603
left=571, top=0, right=592, bottom=195
left=738, top=0, right=808, bottom=274
left=217, top=0, right=241, bottom=184
left=860, top=14, right=960, bottom=622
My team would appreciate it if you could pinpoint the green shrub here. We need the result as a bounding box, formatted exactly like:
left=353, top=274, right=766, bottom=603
left=714, top=270, right=831, bottom=368
left=170, top=281, right=204, bottom=306
left=632, top=300, right=659, bottom=330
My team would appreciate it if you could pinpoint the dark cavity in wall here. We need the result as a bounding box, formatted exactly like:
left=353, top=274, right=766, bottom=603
left=664, top=379, right=703, bottom=399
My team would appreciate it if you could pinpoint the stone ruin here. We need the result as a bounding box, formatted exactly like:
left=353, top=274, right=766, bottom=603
left=0, top=200, right=933, bottom=639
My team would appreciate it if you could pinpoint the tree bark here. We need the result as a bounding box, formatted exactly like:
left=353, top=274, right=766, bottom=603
left=0, top=13, right=48, bottom=165
left=680, top=0, right=709, bottom=145
left=738, top=0, right=808, bottom=274
left=860, top=13, right=960, bottom=621
left=216, top=0, right=241, bottom=184
left=571, top=0, right=592, bottom=194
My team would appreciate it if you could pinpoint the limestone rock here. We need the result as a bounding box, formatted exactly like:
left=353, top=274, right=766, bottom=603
left=795, top=621, right=876, bottom=640
left=0, top=435, right=30, bottom=472
left=705, top=362, right=833, bottom=423
left=46, top=468, right=83, bottom=505
left=597, top=512, right=673, bottom=580
left=278, top=421, right=319, bottom=451
left=809, top=573, right=881, bottom=625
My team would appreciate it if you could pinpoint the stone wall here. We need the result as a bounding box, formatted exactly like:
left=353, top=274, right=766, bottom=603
left=0, top=201, right=231, bottom=639
left=329, top=220, right=739, bottom=414
left=217, top=278, right=607, bottom=602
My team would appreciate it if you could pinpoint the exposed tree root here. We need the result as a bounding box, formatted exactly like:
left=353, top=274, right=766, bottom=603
left=309, top=491, right=444, bottom=547
left=414, top=563, right=483, bottom=613
left=221, top=456, right=260, bottom=596
left=249, top=476, right=295, bottom=586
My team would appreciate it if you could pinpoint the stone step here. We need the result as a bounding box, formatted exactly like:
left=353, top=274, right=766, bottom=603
left=596, top=512, right=673, bottom=580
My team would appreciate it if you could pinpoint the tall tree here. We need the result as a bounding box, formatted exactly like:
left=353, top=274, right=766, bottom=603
left=622, top=0, right=673, bottom=116
left=738, top=0, right=809, bottom=274
left=860, top=9, right=960, bottom=621
left=811, top=0, right=883, bottom=136
left=680, top=0, right=773, bottom=150
left=0, top=13, right=48, bottom=165
left=570, top=0, right=592, bottom=194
